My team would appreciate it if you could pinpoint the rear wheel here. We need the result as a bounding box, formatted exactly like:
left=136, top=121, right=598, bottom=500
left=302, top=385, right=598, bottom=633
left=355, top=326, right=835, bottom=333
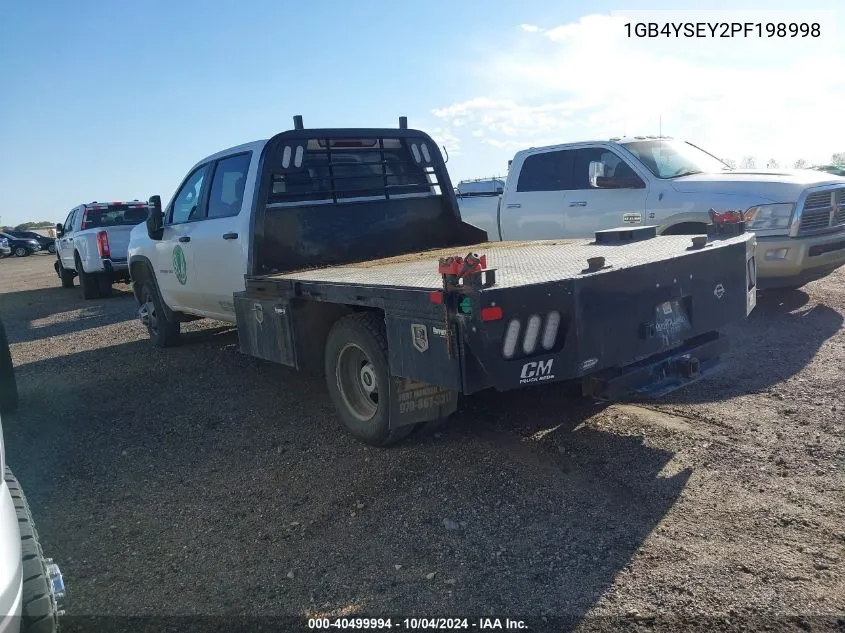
left=0, top=318, right=18, bottom=415
left=139, top=280, right=180, bottom=347
left=324, top=313, right=415, bottom=446
left=75, top=255, right=100, bottom=300
left=47, top=243, right=56, bottom=254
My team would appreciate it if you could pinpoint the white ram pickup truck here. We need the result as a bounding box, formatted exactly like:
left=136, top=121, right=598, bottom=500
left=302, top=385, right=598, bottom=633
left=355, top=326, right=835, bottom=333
left=459, top=137, right=845, bottom=289
left=53, top=201, right=150, bottom=299
left=0, top=319, right=66, bottom=633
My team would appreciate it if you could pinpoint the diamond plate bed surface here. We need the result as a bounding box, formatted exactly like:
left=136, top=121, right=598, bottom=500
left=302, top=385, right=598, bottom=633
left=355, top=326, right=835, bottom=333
left=262, top=235, right=750, bottom=291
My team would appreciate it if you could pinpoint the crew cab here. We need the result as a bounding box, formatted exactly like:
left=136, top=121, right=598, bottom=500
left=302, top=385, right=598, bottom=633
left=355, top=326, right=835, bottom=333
left=458, top=137, right=845, bottom=289
left=129, top=116, right=756, bottom=446
left=53, top=201, right=150, bottom=299
left=1, top=319, right=66, bottom=633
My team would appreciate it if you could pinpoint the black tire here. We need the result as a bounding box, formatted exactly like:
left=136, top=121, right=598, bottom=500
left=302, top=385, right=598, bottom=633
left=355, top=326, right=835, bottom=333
left=14, top=246, right=30, bottom=257
left=56, top=260, right=74, bottom=288
left=140, top=279, right=180, bottom=347
left=5, top=468, right=63, bottom=633
left=95, top=273, right=113, bottom=297
left=47, top=243, right=56, bottom=254
left=75, top=255, right=99, bottom=300
left=324, top=312, right=415, bottom=446
left=0, top=318, right=18, bottom=415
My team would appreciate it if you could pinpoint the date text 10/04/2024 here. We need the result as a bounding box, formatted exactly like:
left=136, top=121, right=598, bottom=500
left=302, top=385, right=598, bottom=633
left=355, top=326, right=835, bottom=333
left=625, top=22, right=821, bottom=37
left=307, top=618, right=529, bottom=630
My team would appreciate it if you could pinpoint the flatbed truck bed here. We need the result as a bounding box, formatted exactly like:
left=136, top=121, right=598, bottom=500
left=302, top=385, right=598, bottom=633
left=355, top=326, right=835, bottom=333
left=131, top=116, right=758, bottom=446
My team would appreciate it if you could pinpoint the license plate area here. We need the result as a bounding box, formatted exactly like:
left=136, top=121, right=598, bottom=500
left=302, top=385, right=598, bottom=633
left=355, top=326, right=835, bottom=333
left=649, top=299, right=692, bottom=348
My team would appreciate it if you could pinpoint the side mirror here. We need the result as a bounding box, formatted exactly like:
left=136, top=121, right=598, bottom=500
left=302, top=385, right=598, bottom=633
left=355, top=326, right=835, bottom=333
left=589, top=161, right=606, bottom=188
left=55, top=223, right=64, bottom=237
left=146, top=195, right=164, bottom=241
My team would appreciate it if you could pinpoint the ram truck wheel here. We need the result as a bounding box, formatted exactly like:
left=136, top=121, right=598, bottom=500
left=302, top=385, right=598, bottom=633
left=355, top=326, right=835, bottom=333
left=4, top=468, right=66, bottom=633
left=0, top=319, right=18, bottom=415
left=139, top=280, right=180, bottom=347
left=324, top=313, right=415, bottom=447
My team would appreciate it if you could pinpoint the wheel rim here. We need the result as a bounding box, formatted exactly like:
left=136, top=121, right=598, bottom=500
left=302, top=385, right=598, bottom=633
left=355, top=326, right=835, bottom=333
left=139, top=291, right=158, bottom=334
left=15, top=248, right=26, bottom=256
left=336, top=343, right=379, bottom=422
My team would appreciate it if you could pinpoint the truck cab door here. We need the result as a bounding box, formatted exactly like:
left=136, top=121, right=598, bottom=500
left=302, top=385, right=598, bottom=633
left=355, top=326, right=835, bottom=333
left=58, top=210, right=77, bottom=269
left=498, top=149, right=572, bottom=240
left=562, top=147, right=649, bottom=236
left=188, top=151, right=254, bottom=321
left=154, top=163, right=211, bottom=312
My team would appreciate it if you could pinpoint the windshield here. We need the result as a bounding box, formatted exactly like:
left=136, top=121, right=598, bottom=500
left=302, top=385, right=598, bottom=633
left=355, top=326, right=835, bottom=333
left=622, top=140, right=732, bottom=179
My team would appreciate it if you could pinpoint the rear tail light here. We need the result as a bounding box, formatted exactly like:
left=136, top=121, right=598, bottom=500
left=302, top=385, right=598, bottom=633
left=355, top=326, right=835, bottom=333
left=96, top=231, right=110, bottom=258
left=502, top=311, right=563, bottom=359
left=541, top=311, right=561, bottom=350
left=522, top=315, right=542, bottom=354
left=502, top=319, right=521, bottom=358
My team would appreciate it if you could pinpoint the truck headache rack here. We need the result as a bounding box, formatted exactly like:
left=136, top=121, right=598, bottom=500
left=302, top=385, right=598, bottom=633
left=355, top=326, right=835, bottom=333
left=266, top=115, right=442, bottom=205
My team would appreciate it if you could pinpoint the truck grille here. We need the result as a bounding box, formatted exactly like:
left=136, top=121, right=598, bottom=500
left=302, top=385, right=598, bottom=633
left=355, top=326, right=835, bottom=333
left=798, top=187, right=845, bottom=234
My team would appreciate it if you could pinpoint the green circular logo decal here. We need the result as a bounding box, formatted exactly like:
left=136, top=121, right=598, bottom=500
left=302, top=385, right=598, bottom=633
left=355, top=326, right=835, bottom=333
left=173, top=245, right=188, bottom=285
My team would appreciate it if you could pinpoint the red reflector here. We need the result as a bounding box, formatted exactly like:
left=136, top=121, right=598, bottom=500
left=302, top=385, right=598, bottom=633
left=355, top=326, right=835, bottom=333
left=429, top=291, right=443, bottom=304
left=481, top=306, right=503, bottom=321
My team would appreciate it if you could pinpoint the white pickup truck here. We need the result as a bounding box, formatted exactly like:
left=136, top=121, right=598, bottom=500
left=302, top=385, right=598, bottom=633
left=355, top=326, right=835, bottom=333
left=459, top=137, right=845, bottom=289
left=53, top=201, right=150, bottom=299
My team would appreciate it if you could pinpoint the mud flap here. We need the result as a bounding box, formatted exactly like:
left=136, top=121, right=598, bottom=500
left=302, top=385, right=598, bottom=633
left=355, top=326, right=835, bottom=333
left=389, top=377, right=458, bottom=429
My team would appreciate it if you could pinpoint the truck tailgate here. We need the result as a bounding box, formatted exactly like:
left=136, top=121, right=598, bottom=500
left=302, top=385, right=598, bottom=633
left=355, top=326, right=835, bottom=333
left=101, top=225, right=135, bottom=260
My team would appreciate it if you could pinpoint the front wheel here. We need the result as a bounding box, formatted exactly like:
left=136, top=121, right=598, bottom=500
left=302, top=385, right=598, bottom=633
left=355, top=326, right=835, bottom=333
left=139, top=280, right=180, bottom=347
left=14, top=247, right=29, bottom=257
left=324, top=313, right=414, bottom=446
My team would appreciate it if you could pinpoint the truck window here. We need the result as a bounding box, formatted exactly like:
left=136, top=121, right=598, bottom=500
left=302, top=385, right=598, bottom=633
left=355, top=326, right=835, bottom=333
left=269, top=138, right=435, bottom=204
left=573, top=148, right=643, bottom=189
left=81, top=205, right=148, bottom=229
left=207, top=153, right=251, bottom=219
left=516, top=150, right=575, bottom=192
left=170, top=164, right=210, bottom=224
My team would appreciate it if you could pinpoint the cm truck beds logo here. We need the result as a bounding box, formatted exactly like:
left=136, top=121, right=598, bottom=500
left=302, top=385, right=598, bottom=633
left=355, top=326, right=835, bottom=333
left=519, top=359, right=555, bottom=384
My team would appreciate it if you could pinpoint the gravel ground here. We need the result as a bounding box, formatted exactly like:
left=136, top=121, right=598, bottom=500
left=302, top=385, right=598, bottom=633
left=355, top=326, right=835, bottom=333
left=1, top=254, right=843, bottom=632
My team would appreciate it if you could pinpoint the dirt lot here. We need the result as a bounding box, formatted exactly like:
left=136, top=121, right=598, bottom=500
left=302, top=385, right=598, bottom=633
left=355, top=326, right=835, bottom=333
left=1, top=254, right=843, bottom=632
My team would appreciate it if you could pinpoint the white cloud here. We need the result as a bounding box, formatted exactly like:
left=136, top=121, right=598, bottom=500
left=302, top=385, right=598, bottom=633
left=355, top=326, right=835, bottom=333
left=432, top=9, right=844, bottom=178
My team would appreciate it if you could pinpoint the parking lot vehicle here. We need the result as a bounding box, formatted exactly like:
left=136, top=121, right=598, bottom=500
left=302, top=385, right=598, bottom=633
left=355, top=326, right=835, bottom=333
left=0, top=234, right=40, bottom=259
left=4, top=232, right=55, bottom=255
left=458, top=137, right=845, bottom=289
left=129, top=116, right=757, bottom=446
left=53, top=201, right=150, bottom=299
left=0, top=239, right=10, bottom=258
left=0, top=319, right=66, bottom=633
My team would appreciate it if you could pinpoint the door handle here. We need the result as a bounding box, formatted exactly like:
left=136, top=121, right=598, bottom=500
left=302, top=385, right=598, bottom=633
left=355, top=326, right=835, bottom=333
left=178, top=236, right=191, bottom=243
left=505, top=203, right=521, bottom=209
left=222, top=232, right=238, bottom=240
left=569, top=201, right=587, bottom=207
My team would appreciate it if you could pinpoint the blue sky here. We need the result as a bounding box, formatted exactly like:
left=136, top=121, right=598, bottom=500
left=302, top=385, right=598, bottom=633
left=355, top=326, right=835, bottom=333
left=1, top=0, right=842, bottom=226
